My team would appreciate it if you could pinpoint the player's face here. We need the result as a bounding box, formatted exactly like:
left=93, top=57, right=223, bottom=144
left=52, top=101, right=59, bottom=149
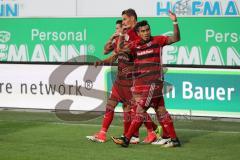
left=115, top=24, right=122, bottom=34
left=122, top=14, right=134, bottom=29
left=137, top=25, right=151, bottom=41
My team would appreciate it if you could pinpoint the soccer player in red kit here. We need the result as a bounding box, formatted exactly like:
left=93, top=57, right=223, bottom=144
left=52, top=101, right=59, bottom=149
left=112, top=11, right=181, bottom=148
left=86, top=18, right=158, bottom=143
left=86, top=20, right=140, bottom=143
left=86, top=9, right=160, bottom=144
left=117, top=8, right=161, bottom=143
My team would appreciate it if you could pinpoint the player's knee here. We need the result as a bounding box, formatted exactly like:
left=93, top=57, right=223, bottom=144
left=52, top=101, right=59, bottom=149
left=156, top=106, right=167, bottom=115
left=107, top=99, right=117, bottom=106
left=136, top=106, right=146, bottom=114
left=123, top=104, right=131, bottom=112
left=106, top=99, right=117, bottom=111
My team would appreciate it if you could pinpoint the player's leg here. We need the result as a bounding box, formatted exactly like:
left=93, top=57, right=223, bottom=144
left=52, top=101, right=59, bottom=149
left=151, top=104, right=171, bottom=145
left=129, top=85, right=158, bottom=144
left=112, top=90, right=152, bottom=147
left=114, top=82, right=140, bottom=144
left=86, top=83, right=120, bottom=142
left=144, top=114, right=158, bottom=132
left=86, top=98, right=118, bottom=142
left=122, top=103, right=140, bottom=144
left=142, top=113, right=158, bottom=143
left=123, top=103, right=157, bottom=144
left=153, top=98, right=180, bottom=147
left=112, top=104, right=147, bottom=147
left=122, top=103, right=131, bottom=137
left=141, top=88, right=160, bottom=143
left=101, top=99, right=118, bottom=133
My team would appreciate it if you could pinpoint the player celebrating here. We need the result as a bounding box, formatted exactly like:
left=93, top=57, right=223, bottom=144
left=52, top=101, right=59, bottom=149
left=116, top=8, right=161, bottom=143
left=86, top=20, right=140, bottom=143
left=86, top=18, right=158, bottom=144
left=112, top=11, right=181, bottom=148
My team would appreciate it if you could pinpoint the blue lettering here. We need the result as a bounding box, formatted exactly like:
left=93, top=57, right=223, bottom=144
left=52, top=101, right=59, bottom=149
left=0, top=3, right=19, bottom=16
left=225, top=1, right=239, bottom=15
left=0, top=4, right=3, bottom=16
left=6, top=4, right=18, bottom=16
left=192, top=1, right=202, bottom=15
left=157, top=2, right=171, bottom=15
left=204, top=2, right=221, bottom=15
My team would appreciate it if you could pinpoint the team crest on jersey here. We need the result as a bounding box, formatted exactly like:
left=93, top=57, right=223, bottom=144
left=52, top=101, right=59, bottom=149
left=146, top=42, right=152, bottom=47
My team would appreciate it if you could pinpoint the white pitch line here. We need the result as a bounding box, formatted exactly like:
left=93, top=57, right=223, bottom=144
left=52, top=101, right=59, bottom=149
left=1, top=120, right=240, bottom=134
left=177, top=128, right=240, bottom=134
left=53, top=122, right=240, bottom=134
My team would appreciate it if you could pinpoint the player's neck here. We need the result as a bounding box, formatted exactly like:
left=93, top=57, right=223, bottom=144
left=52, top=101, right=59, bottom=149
left=140, top=37, right=152, bottom=44
left=130, top=21, right=137, bottom=29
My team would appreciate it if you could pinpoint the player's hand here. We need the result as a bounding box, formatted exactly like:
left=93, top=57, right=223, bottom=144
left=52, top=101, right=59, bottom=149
left=119, top=26, right=129, bottom=37
left=122, top=66, right=135, bottom=74
left=169, top=10, right=177, bottom=22
left=111, top=32, right=119, bottom=40
left=118, top=43, right=131, bottom=54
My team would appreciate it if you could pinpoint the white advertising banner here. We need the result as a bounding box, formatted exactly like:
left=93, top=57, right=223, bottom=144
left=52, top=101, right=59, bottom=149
left=0, top=63, right=110, bottom=111
left=1, top=63, right=240, bottom=118
left=77, top=0, right=240, bottom=17
left=1, top=0, right=239, bottom=17
left=0, top=0, right=76, bottom=17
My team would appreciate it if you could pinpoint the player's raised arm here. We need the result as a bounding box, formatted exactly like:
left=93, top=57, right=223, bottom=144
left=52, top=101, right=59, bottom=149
left=103, top=32, right=118, bottom=54
left=167, top=11, right=180, bottom=45
left=104, top=20, right=123, bottom=54
left=116, top=27, right=127, bottom=53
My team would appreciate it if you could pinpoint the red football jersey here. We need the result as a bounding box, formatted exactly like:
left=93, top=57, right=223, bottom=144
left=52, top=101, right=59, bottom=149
left=124, top=28, right=140, bottom=43
left=112, top=35, right=134, bottom=86
left=131, top=36, right=169, bottom=87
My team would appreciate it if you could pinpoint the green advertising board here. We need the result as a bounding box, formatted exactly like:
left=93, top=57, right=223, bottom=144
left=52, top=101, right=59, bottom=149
left=164, top=68, right=240, bottom=112
left=0, top=17, right=239, bottom=66
left=105, top=67, right=240, bottom=117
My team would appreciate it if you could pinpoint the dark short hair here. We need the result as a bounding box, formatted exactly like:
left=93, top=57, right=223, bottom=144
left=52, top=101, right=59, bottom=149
left=116, top=20, right=122, bottom=26
left=134, top=20, right=150, bottom=32
left=122, top=8, right=137, bottom=21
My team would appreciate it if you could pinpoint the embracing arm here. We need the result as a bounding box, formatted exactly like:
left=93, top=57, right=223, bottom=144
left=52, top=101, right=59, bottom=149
left=95, top=52, right=118, bottom=67
left=102, top=53, right=118, bottom=64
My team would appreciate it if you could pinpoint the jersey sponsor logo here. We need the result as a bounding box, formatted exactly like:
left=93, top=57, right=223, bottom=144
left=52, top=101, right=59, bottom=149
left=146, top=42, right=152, bottom=47
left=137, top=49, right=154, bottom=56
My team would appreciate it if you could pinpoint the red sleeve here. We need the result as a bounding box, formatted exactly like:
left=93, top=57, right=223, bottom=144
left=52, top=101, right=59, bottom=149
left=155, top=36, right=169, bottom=46
left=113, top=37, right=119, bottom=52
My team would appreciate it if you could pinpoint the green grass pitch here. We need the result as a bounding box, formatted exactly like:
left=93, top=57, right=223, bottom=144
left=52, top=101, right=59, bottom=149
left=0, top=110, right=240, bottom=160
